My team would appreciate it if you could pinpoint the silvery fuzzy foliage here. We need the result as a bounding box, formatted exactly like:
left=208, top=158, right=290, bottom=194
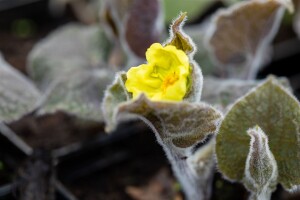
left=27, top=24, right=115, bottom=121
left=102, top=13, right=223, bottom=200
left=244, top=126, right=278, bottom=200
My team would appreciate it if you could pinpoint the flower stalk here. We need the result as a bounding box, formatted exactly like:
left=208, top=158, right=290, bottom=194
left=102, top=13, right=222, bottom=200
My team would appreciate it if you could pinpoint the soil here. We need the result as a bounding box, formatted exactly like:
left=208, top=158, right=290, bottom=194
left=63, top=127, right=181, bottom=200
left=0, top=166, right=12, bottom=186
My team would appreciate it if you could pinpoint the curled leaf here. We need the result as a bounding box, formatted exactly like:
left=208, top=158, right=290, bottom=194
left=165, top=13, right=196, bottom=56
left=244, top=126, right=278, bottom=199
left=115, top=94, right=222, bottom=200
left=102, top=71, right=221, bottom=147
left=116, top=94, right=222, bottom=148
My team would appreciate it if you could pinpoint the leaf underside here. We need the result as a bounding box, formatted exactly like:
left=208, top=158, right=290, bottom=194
left=117, top=94, right=222, bottom=148
left=207, top=0, right=284, bottom=78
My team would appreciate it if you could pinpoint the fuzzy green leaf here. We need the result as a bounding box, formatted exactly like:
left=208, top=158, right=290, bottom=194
left=0, top=56, right=41, bottom=122
left=216, top=76, right=300, bottom=190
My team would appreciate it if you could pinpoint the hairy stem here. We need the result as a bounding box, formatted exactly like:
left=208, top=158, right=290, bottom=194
left=162, top=141, right=214, bottom=200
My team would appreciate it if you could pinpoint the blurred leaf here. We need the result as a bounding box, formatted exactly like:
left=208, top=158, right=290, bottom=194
left=28, top=23, right=112, bottom=90
left=216, top=76, right=300, bottom=190
left=38, top=69, right=114, bottom=121
left=49, top=0, right=101, bottom=24
left=222, top=0, right=241, bottom=6
left=202, top=77, right=291, bottom=110
left=206, top=0, right=286, bottom=79
left=184, top=25, right=218, bottom=76
left=27, top=24, right=115, bottom=121
left=0, top=55, right=41, bottom=122
left=101, top=0, right=163, bottom=59
left=202, top=77, right=258, bottom=109
left=125, top=0, right=163, bottom=58
left=293, top=0, right=300, bottom=37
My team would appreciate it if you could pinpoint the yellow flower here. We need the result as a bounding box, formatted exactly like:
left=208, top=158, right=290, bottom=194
left=125, top=43, right=190, bottom=101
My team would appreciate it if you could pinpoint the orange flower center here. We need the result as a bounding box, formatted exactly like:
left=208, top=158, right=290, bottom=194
left=161, top=72, right=179, bottom=93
